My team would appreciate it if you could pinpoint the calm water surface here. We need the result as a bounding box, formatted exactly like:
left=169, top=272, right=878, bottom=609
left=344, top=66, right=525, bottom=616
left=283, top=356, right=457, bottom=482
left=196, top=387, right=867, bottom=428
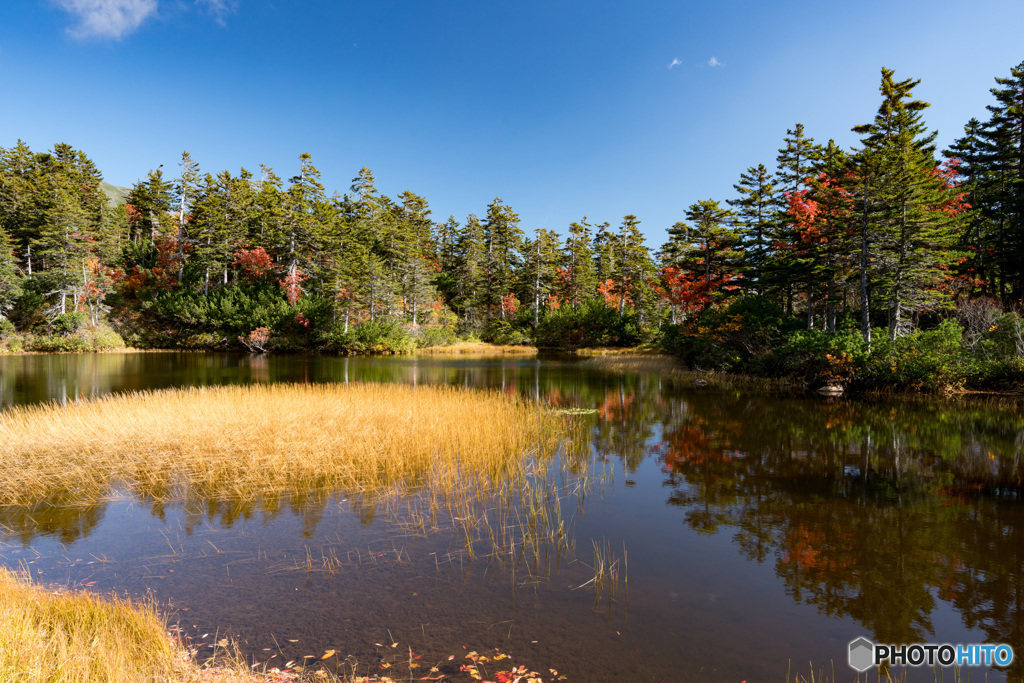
left=1, top=353, right=1022, bottom=681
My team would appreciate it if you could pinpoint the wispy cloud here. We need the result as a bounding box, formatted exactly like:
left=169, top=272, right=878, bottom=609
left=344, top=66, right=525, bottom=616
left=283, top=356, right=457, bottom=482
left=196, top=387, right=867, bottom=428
left=195, top=0, right=236, bottom=25
left=55, top=0, right=158, bottom=39
left=667, top=58, right=682, bottom=70
left=707, top=56, right=723, bottom=67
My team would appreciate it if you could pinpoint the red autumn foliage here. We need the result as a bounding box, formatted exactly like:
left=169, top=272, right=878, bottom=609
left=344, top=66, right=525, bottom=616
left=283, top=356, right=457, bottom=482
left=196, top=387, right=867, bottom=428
left=278, top=266, right=307, bottom=305
left=500, top=292, right=519, bottom=315
left=232, top=247, right=274, bottom=281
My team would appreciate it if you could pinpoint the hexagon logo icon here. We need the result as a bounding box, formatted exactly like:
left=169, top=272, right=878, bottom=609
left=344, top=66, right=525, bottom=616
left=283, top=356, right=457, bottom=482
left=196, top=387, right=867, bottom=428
left=848, top=637, right=875, bottom=672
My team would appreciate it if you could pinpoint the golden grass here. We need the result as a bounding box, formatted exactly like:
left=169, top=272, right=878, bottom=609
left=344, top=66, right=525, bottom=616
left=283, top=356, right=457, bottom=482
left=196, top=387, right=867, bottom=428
left=414, top=341, right=537, bottom=355
left=0, top=382, right=577, bottom=507
left=0, top=567, right=176, bottom=682
left=0, top=568, right=369, bottom=682
left=572, top=347, right=663, bottom=356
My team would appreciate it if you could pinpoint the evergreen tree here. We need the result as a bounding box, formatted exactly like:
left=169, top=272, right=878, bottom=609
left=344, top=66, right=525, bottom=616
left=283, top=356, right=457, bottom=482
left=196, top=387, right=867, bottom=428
left=982, top=60, right=1024, bottom=299
left=853, top=67, right=965, bottom=340
left=284, top=154, right=331, bottom=294
left=522, top=227, right=561, bottom=326
left=395, top=191, right=437, bottom=325
left=482, top=198, right=523, bottom=319
left=677, top=199, right=742, bottom=310
left=786, top=140, right=855, bottom=331
left=728, top=164, right=774, bottom=292
left=433, top=215, right=460, bottom=306
left=562, top=218, right=597, bottom=310
left=772, top=124, right=823, bottom=313
left=126, top=168, right=174, bottom=241
left=173, top=151, right=200, bottom=282
left=592, top=221, right=617, bottom=304
left=0, top=141, right=42, bottom=275
left=943, top=119, right=992, bottom=295
left=452, top=214, right=486, bottom=325
left=615, top=215, right=650, bottom=319
left=0, top=223, right=20, bottom=320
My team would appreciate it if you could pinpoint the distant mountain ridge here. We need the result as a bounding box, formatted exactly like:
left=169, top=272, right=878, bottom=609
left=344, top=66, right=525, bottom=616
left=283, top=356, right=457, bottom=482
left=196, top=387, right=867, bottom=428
left=100, top=180, right=129, bottom=206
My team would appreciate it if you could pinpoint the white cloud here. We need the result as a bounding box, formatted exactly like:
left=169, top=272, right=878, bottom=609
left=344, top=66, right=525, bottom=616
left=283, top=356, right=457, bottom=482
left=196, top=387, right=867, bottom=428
left=707, top=56, right=723, bottom=67
left=55, top=0, right=158, bottom=39
left=195, top=0, right=236, bottom=25
left=667, top=58, right=682, bottom=70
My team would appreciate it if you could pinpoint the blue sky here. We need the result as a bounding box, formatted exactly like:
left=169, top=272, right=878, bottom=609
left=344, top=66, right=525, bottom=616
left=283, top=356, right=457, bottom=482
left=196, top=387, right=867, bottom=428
left=2, top=1, right=1023, bottom=249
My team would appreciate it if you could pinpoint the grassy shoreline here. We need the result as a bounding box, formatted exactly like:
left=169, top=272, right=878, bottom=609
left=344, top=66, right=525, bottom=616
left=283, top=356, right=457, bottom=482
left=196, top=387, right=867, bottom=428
left=2, top=567, right=570, bottom=683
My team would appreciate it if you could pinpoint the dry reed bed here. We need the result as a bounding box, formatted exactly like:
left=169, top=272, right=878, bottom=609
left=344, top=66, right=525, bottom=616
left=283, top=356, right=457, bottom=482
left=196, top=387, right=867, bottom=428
left=0, top=567, right=176, bottom=682
left=0, top=382, right=578, bottom=507
left=415, top=342, right=538, bottom=355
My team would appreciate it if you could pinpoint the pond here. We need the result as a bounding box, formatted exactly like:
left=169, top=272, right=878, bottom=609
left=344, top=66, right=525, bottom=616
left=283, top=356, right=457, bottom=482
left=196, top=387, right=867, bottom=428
left=0, top=352, right=1021, bottom=681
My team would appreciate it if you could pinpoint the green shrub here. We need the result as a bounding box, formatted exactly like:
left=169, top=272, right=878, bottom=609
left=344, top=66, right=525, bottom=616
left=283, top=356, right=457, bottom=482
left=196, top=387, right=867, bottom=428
left=50, top=311, right=87, bottom=336
left=864, top=320, right=967, bottom=390
left=414, top=325, right=458, bottom=348
left=30, top=334, right=89, bottom=353
left=84, top=326, right=127, bottom=351
left=766, top=329, right=869, bottom=386
left=534, top=301, right=641, bottom=349
left=481, top=319, right=532, bottom=346
left=324, top=320, right=416, bottom=354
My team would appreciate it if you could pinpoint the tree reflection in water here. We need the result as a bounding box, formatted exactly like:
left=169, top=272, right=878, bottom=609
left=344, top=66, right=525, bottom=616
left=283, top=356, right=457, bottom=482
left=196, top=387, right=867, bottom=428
left=654, top=392, right=1024, bottom=676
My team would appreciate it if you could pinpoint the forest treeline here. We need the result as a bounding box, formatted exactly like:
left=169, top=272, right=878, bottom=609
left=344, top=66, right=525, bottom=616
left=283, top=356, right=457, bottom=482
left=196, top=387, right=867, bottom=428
left=1, top=62, right=1022, bottom=391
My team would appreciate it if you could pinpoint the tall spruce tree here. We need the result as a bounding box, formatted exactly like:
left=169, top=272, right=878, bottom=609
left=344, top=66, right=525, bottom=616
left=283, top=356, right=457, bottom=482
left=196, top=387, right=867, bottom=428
left=773, top=124, right=823, bottom=313
left=126, top=168, right=174, bottom=241
left=0, top=223, right=20, bottom=320
left=728, top=164, right=775, bottom=293
left=943, top=119, right=991, bottom=294
left=853, top=67, right=964, bottom=340
left=173, top=151, right=200, bottom=282
left=482, top=198, right=523, bottom=319
left=983, top=60, right=1024, bottom=299
left=522, top=227, right=561, bottom=327
left=678, top=199, right=742, bottom=310
left=563, top=218, right=597, bottom=310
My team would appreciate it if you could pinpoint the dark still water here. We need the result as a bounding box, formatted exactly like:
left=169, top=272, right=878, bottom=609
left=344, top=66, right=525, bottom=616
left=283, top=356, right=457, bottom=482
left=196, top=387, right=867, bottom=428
left=1, top=352, right=1022, bottom=681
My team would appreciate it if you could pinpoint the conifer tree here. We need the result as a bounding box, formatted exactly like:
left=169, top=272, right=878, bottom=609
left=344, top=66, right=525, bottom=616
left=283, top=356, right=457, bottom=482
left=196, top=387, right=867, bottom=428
left=562, top=218, right=597, bottom=310
left=433, top=215, right=460, bottom=305
left=728, top=164, right=775, bottom=293
left=0, top=224, right=20, bottom=320
left=853, top=67, right=965, bottom=339
left=592, top=221, right=617, bottom=303
left=284, top=154, right=330, bottom=292
left=522, top=227, right=561, bottom=326
left=126, top=169, right=173, bottom=241
left=0, top=141, right=43, bottom=275
left=615, top=215, right=650, bottom=319
left=453, top=214, right=486, bottom=324
left=173, top=151, right=200, bottom=282
left=982, top=60, right=1024, bottom=299
left=676, top=200, right=742, bottom=311
left=943, top=119, right=992, bottom=295
left=786, top=140, right=855, bottom=331
left=772, top=124, right=823, bottom=313
left=482, top=198, right=523, bottom=319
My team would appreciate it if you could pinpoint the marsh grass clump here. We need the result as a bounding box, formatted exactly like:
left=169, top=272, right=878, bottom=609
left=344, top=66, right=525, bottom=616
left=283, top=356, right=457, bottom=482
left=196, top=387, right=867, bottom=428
left=0, top=567, right=175, bottom=682
left=414, top=341, right=538, bottom=355
left=0, top=382, right=579, bottom=507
